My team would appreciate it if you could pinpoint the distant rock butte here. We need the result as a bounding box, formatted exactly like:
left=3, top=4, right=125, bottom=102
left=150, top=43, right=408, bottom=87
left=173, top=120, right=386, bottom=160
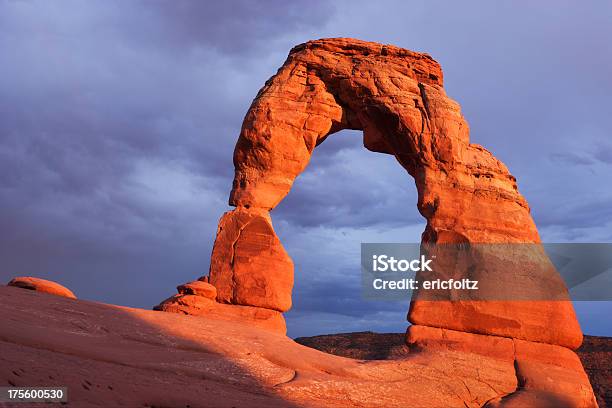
left=151, top=38, right=595, bottom=405
left=7, top=276, right=76, bottom=299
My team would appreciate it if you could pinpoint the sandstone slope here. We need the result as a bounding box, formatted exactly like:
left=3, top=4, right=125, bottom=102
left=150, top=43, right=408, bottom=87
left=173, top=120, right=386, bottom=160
left=0, top=287, right=599, bottom=407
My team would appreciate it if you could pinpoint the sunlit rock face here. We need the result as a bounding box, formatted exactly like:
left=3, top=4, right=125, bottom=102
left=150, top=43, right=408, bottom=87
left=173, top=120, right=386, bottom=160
left=208, top=208, right=293, bottom=313
left=156, top=38, right=596, bottom=406
left=214, top=38, right=580, bottom=347
left=7, top=276, right=76, bottom=299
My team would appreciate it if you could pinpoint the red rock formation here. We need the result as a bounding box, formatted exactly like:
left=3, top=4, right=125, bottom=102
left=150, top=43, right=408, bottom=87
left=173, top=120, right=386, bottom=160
left=156, top=38, right=594, bottom=406
left=7, top=276, right=76, bottom=299
left=155, top=278, right=286, bottom=333
left=177, top=280, right=217, bottom=298
left=218, top=37, right=580, bottom=346
left=208, top=209, right=293, bottom=312
left=297, top=330, right=607, bottom=407
left=407, top=325, right=597, bottom=407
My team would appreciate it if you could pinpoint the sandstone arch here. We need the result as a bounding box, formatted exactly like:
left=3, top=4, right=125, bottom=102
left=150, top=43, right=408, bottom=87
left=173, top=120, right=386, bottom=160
left=203, top=38, right=581, bottom=349
left=153, top=38, right=597, bottom=406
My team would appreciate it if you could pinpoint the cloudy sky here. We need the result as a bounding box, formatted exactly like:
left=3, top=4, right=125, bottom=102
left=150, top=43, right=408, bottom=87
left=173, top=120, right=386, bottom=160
left=1, top=1, right=611, bottom=338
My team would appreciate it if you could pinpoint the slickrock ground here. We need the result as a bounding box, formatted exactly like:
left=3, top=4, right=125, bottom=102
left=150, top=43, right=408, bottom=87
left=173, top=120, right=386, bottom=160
left=296, top=331, right=612, bottom=408
left=0, top=286, right=599, bottom=407
left=6, top=287, right=497, bottom=408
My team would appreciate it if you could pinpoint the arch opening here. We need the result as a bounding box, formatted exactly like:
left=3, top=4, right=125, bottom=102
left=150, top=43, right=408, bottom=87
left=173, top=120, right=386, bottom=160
left=272, top=129, right=424, bottom=337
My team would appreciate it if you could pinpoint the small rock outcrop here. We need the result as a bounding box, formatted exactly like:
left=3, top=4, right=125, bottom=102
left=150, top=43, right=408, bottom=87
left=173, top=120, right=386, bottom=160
left=177, top=280, right=217, bottom=299
left=7, top=276, right=76, bottom=299
left=155, top=276, right=285, bottom=333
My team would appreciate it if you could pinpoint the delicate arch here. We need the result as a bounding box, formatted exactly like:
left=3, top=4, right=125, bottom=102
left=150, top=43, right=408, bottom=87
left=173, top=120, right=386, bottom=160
left=193, top=38, right=580, bottom=348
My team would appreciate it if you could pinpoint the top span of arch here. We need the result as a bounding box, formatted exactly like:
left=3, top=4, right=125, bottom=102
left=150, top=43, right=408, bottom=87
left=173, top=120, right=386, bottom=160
left=227, top=38, right=535, bottom=244
left=287, top=38, right=444, bottom=87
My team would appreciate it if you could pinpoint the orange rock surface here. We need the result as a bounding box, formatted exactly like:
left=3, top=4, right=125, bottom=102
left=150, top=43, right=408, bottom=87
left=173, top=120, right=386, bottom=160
left=408, top=325, right=597, bottom=407
left=155, top=294, right=286, bottom=334
left=208, top=209, right=293, bottom=312
left=217, top=37, right=580, bottom=346
left=177, top=280, right=217, bottom=298
left=154, top=38, right=594, bottom=405
left=7, top=276, right=76, bottom=299
left=1, top=287, right=598, bottom=407
left=0, top=286, right=517, bottom=407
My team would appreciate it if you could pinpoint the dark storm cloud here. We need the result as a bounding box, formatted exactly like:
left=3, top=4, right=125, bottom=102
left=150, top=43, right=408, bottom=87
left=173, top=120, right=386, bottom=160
left=550, top=152, right=596, bottom=166
left=138, top=0, right=333, bottom=55
left=536, top=197, right=612, bottom=230
left=0, top=1, right=332, bottom=56
left=290, top=266, right=409, bottom=318
left=550, top=142, right=612, bottom=167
